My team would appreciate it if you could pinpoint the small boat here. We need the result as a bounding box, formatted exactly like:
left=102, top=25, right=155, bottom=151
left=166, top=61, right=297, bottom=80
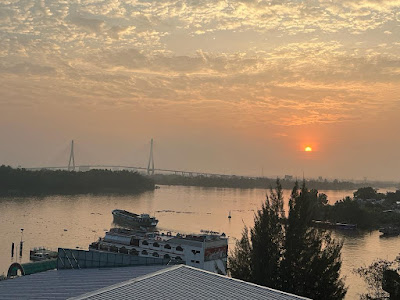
left=112, top=209, right=158, bottom=228
left=312, top=220, right=357, bottom=230
left=379, top=226, right=400, bottom=237
left=228, top=211, right=231, bottom=219
left=335, top=223, right=357, bottom=230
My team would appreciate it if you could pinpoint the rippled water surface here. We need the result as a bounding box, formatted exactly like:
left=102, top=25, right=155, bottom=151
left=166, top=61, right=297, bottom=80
left=0, top=185, right=398, bottom=299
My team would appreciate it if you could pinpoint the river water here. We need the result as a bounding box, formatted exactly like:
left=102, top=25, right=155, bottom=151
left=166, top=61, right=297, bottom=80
left=0, top=185, right=399, bottom=299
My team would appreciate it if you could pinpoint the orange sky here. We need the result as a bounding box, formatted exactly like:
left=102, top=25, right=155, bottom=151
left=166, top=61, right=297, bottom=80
left=0, top=0, right=400, bottom=181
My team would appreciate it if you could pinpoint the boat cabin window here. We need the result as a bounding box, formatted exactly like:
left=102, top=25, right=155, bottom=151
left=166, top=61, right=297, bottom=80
left=164, top=254, right=170, bottom=259
left=176, top=246, right=183, bottom=252
left=130, top=249, right=138, bottom=256
left=153, top=242, right=160, bottom=247
left=175, top=256, right=182, bottom=260
left=142, top=240, right=149, bottom=246
left=141, top=250, right=148, bottom=255
left=164, top=244, right=171, bottom=249
left=152, top=252, right=159, bottom=257
left=119, top=247, right=128, bottom=254
left=130, top=238, right=140, bottom=246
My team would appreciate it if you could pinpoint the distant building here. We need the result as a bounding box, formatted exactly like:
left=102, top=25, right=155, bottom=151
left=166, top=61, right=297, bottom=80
left=284, top=175, right=293, bottom=181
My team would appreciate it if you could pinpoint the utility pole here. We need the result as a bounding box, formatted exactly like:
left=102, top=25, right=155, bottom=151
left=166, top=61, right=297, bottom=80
left=147, top=138, right=154, bottom=175
left=68, top=140, right=75, bottom=171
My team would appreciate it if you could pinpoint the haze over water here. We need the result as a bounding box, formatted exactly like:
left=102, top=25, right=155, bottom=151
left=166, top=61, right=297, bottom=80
left=0, top=186, right=399, bottom=300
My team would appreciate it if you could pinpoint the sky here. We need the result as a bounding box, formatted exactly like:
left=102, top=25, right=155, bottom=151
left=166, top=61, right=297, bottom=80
left=0, top=0, right=399, bottom=181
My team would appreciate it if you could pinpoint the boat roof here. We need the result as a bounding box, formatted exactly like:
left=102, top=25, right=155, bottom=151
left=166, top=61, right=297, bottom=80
left=105, top=228, right=227, bottom=243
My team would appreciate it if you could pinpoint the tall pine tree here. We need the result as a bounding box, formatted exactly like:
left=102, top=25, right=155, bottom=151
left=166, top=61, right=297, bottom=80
left=250, top=180, right=285, bottom=288
left=229, top=180, right=347, bottom=300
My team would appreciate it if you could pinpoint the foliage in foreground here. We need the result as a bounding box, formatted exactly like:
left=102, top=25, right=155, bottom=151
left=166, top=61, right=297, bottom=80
left=354, top=258, right=400, bottom=300
left=229, top=180, right=347, bottom=300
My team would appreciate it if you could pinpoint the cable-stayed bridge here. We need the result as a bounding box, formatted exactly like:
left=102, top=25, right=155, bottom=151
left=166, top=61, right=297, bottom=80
left=25, top=140, right=251, bottom=179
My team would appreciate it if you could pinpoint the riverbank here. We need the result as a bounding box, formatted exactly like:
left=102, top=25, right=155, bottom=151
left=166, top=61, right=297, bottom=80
left=0, top=165, right=155, bottom=196
left=312, top=188, right=400, bottom=230
left=152, top=174, right=398, bottom=191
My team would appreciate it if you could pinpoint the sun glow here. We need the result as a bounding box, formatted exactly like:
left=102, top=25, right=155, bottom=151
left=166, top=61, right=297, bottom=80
left=305, top=146, right=312, bottom=152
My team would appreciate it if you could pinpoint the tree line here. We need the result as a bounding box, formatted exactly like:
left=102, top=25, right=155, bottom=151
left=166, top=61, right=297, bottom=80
left=316, top=187, right=400, bottom=229
left=0, top=165, right=155, bottom=196
left=153, top=174, right=397, bottom=190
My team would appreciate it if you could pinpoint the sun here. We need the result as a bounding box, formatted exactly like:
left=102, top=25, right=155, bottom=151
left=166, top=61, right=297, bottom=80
left=305, top=146, right=313, bottom=152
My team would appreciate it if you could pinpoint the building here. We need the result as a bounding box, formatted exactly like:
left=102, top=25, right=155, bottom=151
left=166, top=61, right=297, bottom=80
left=0, top=265, right=168, bottom=300
left=89, top=228, right=228, bottom=274
left=0, top=265, right=310, bottom=300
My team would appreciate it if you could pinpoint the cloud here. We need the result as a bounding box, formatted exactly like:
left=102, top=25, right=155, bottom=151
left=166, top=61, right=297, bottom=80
left=0, top=62, right=56, bottom=75
left=69, top=15, right=105, bottom=34
left=0, top=0, right=399, bottom=127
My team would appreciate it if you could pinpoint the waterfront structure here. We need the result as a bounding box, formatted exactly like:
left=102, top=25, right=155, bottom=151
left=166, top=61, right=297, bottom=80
left=89, top=228, right=228, bottom=274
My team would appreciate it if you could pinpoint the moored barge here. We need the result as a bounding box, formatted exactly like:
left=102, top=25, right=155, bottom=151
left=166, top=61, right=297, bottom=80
left=112, top=209, right=158, bottom=228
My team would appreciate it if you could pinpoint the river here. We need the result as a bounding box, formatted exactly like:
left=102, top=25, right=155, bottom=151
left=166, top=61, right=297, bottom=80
left=0, top=185, right=399, bottom=299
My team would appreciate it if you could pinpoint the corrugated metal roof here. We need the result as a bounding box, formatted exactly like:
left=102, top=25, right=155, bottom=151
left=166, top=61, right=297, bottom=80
left=0, top=265, right=167, bottom=300
left=73, top=265, right=310, bottom=300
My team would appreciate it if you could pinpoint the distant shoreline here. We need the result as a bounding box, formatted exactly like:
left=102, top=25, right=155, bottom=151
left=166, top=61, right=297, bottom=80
left=0, top=166, right=155, bottom=197
left=152, top=174, right=399, bottom=191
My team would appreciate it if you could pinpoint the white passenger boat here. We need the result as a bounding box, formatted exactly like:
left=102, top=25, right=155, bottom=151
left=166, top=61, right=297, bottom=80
left=89, top=227, right=228, bottom=274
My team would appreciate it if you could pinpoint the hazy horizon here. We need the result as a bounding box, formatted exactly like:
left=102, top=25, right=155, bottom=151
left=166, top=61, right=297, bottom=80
left=1, top=0, right=400, bottom=181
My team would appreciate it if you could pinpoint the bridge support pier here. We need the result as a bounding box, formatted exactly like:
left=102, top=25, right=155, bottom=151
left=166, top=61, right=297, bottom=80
left=147, top=139, right=155, bottom=175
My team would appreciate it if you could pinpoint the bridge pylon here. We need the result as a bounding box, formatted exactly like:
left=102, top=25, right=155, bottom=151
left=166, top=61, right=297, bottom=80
left=68, top=140, right=75, bottom=171
left=147, top=138, right=154, bottom=175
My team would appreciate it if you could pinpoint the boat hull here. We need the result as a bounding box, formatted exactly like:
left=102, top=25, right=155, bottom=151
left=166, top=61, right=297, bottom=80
left=112, top=210, right=158, bottom=228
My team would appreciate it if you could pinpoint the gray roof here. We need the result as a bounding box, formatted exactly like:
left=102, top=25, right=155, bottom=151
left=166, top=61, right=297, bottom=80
left=0, top=265, right=167, bottom=300
left=166, top=237, right=202, bottom=247
left=73, top=265, right=310, bottom=300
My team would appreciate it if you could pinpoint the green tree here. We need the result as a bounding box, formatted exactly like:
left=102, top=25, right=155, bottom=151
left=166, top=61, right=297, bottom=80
left=229, top=226, right=252, bottom=282
left=354, top=258, right=400, bottom=300
left=282, top=183, right=346, bottom=299
left=250, top=181, right=285, bottom=288
left=354, top=187, right=385, bottom=200
left=229, top=180, right=347, bottom=300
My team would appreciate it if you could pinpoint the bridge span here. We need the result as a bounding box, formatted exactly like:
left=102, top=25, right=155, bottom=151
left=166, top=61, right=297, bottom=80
left=24, top=165, right=251, bottom=179
left=23, top=140, right=257, bottom=179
